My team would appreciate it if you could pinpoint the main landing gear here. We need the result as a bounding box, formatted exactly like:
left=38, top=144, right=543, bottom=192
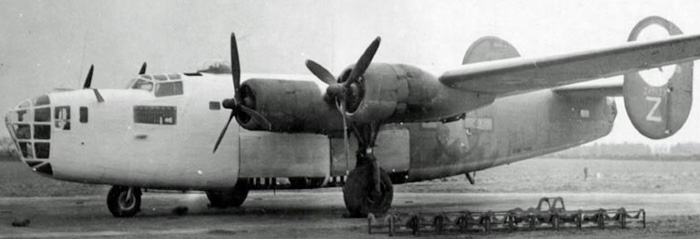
left=342, top=123, right=394, bottom=217
left=107, top=186, right=142, bottom=217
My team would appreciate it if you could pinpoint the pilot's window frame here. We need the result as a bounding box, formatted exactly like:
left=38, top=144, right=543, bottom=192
left=153, top=75, right=168, bottom=81
left=154, top=81, right=184, bottom=97
left=167, top=74, right=181, bottom=80
left=54, top=106, right=71, bottom=130
left=131, top=79, right=154, bottom=92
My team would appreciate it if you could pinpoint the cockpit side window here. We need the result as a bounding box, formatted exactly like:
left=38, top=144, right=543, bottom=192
left=54, top=106, right=70, bottom=130
left=131, top=79, right=154, bottom=91
left=154, top=81, right=184, bottom=97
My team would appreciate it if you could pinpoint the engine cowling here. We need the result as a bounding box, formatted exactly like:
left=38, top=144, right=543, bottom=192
left=237, top=79, right=341, bottom=133
left=341, top=63, right=440, bottom=123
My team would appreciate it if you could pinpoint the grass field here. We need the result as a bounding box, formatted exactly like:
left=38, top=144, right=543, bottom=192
left=1, top=158, right=699, bottom=197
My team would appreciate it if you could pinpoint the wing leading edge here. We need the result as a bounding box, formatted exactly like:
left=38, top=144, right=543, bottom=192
left=439, top=33, right=700, bottom=96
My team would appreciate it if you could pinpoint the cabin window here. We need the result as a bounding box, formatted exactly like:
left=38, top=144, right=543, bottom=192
left=209, top=101, right=221, bottom=110
left=154, top=81, right=183, bottom=97
left=134, top=106, right=176, bottom=125
left=34, top=125, right=51, bottom=139
left=34, top=107, right=50, bottom=122
left=54, top=106, right=71, bottom=130
left=34, top=142, right=50, bottom=159
left=79, top=107, right=88, bottom=123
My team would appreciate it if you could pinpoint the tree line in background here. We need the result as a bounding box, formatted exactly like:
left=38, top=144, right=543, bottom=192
left=0, top=137, right=19, bottom=161
left=545, top=142, right=700, bottom=161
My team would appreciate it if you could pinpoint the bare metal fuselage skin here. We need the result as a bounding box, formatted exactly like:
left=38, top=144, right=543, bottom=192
left=5, top=73, right=615, bottom=190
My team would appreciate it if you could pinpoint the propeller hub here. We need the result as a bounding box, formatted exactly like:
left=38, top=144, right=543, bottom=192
left=327, top=84, right=345, bottom=100
left=222, top=98, right=237, bottom=109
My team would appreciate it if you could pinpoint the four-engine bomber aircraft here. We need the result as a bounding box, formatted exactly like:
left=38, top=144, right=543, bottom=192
left=5, top=16, right=700, bottom=217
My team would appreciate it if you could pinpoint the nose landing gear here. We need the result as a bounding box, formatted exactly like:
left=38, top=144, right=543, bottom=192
left=107, top=186, right=142, bottom=217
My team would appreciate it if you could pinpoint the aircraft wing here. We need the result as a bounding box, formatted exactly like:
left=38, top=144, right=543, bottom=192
left=439, top=33, right=700, bottom=96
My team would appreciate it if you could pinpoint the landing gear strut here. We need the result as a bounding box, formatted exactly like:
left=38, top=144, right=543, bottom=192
left=342, top=123, right=394, bottom=217
left=107, top=186, right=141, bottom=217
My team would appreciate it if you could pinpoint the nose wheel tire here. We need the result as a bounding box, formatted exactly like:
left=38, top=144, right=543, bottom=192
left=107, top=186, right=141, bottom=218
left=343, top=165, right=393, bottom=217
left=206, top=179, right=250, bottom=208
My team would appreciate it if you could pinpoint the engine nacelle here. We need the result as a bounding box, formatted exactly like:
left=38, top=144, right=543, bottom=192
left=237, top=79, right=341, bottom=133
left=343, top=63, right=441, bottom=123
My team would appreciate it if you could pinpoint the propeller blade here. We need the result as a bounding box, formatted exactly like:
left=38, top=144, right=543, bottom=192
left=230, top=33, right=241, bottom=97
left=337, top=100, right=351, bottom=174
left=344, top=37, right=381, bottom=86
left=138, top=62, right=147, bottom=75
left=83, top=65, right=94, bottom=89
left=305, top=60, right=336, bottom=85
left=239, top=105, right=272, bottom=131
left=213, top=111, right=236, bottom=153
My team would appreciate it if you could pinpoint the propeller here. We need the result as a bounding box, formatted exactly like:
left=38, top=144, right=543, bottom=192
left=82, top=65, right=94, bottom=89
left=139, top=62, right=147, bottom=75
left=80, top=64, right=104, bottom=102
left=304, top=37, right=381, bottom=170
left=305, top=37, right=380, bottom=111
left=213, top=33, right=271, bottom=153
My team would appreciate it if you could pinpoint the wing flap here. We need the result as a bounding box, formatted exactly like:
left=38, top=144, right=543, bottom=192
left=552, top=78, right=623, bottom=98
left=439, top=33, right=700, bottom=95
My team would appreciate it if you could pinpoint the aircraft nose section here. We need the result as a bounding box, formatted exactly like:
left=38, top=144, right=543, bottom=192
left=5, top=95, right=55, bottom=176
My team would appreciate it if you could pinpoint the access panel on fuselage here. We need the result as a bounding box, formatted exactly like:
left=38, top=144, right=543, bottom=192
left=239, top=131, right=330, bottom=178
left=330, top=125, right=411, bottom=177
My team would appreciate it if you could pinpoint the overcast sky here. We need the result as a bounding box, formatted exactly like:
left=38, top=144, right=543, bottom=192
left=1, top=0, right=699, bottom=145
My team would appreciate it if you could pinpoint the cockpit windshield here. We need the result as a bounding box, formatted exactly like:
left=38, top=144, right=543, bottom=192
left=127, top=74, right=184, bottom=97
left=130, top=79, right=154, bottom=91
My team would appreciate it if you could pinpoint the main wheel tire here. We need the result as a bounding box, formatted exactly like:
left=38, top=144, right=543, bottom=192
left=107, top=186, right=141, bottom=218
left=343, top=165, right=393, bottom=217
left=206, top=179, right=250, bottom=208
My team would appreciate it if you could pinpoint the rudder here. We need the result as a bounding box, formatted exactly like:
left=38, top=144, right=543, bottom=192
left=623, top=16, right=693, bottom=139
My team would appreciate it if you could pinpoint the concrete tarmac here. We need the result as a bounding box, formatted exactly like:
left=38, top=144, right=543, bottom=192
left=1, top=190, right=700, bottom=238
